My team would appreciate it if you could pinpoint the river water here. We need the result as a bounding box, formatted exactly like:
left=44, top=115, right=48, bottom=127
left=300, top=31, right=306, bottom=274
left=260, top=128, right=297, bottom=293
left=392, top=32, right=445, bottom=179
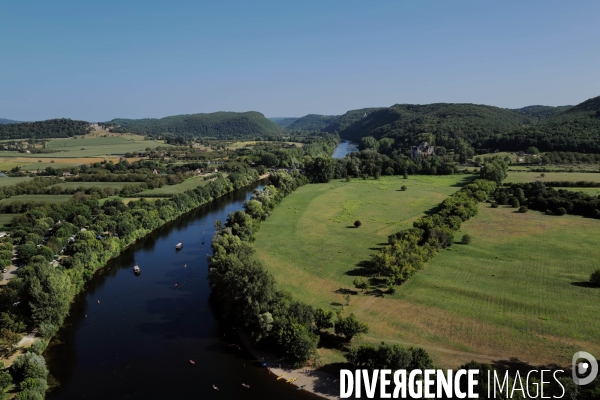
left=332, top=140, right=358, bottom=159
left=45, top=182, right=319, bottom=399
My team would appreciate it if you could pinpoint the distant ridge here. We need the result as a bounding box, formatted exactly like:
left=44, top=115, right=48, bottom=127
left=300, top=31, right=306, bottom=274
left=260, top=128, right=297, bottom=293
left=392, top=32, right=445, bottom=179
left=0, top=118, right=22, bottom=124
left=269, top=117, right=299, bottom=128
left=105, top=111, right=283, bottom=139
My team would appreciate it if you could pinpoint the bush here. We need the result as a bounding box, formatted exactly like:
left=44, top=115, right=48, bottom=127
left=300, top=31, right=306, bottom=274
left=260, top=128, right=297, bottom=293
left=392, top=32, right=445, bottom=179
left=509, top=197, right=520, bottom=208
left=400, top=185, right=407, bottom=191
left=518, top=206, right=528, bottom=213
left=354, top=220, right=361, bottom=228
left=491, top=202, right=498, bottom=208
left=590, top=269, right=600, bottom=285
left=555, top=207, right=567, bottom=216
left=461, top=234, right=472, bottom=244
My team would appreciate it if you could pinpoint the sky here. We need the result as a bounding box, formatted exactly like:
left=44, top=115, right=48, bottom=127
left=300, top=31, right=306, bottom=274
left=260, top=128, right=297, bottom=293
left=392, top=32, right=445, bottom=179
left=1, top=0, right=599, bottom=122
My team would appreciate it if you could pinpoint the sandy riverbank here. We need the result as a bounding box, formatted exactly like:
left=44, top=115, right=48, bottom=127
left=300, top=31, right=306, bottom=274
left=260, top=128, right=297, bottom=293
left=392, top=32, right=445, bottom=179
left=237, top=330, right=340, bottom=399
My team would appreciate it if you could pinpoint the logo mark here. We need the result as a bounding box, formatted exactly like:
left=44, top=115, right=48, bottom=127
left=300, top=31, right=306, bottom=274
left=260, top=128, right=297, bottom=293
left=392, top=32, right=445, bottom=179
left=572, top=351, right=598, bottom=385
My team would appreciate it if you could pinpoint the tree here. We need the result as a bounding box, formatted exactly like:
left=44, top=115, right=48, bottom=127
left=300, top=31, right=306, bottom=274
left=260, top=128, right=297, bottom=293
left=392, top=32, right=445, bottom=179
left=401, top=185, right=407, bottom=191
left=590, top=269, right=600, bottom=285
left=527, top=146, right=540, bottom=155
left=555, top=207, right=567, bottom=216
left=518, top=206, right=528, bottom=213
left=509, top=197, right=520, bottom=208
left=461, top=234, right=472, bottom=244
left=354, top=220, right=361, bottom=228
left=17, top=243, right=37, bottom=261
left=314, top=308, right=334, bottom=330
left=1, top=329, right=21, bottom=355
left=353, top=277, right=368, bottom=292
left=335, top=313, right=369, bottom=341
left=480, top=159, right=508, bottom=183
left=0, top=370, right=12, bottom=392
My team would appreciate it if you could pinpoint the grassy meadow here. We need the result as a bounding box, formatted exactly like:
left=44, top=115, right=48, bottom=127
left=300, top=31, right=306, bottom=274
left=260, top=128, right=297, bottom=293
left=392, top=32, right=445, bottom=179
left=51, top=181, right=136, bottom=190
left=0, top=177, right=33, bottom=186
left=505, top=171, right=600, bottom=184
left=0, top=195, right=73, bottom=204
left=253, top=176, right=600, bottom=368
left=136, top=175, right=214, bottom=197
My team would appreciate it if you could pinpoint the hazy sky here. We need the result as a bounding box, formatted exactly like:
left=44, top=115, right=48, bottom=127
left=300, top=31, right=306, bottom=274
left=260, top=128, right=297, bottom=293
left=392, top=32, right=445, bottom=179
left=1, top=0, right=599, bottom=121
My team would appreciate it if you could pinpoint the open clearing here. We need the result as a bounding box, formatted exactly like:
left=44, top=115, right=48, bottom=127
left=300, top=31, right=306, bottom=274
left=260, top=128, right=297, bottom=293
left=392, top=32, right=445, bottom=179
left=0, top=194, right=73, bottom=204
left=52, top=181, right=137, bottom=190
left=253, top=176, right=600, bottom=368
left=136, top=175, right=216, bottom=197
left=505, top=171, right=600, bottom=184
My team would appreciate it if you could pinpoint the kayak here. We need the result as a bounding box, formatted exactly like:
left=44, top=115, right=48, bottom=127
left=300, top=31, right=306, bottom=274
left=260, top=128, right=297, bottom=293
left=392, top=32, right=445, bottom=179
left=297, top=385, right=306, bottom=391
left=277, top=373, right=286, bottom=380
left=286, top=377, right=298, bottom=383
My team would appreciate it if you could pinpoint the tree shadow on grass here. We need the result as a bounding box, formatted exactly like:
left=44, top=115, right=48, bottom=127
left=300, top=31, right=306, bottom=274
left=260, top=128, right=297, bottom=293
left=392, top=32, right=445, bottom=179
left=491, top=358, right=568, bottom=375
left=450, top=175, right=479, bottom=187
left=335, top=288, right=358, bottom=295
left=571, top=281, right=600, bottom=288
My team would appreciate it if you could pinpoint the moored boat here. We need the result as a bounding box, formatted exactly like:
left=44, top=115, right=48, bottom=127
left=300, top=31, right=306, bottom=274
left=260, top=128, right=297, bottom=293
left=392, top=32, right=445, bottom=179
left=175, top=242, right=183, bottom=250
left=133, top=264, right=140, bottom=275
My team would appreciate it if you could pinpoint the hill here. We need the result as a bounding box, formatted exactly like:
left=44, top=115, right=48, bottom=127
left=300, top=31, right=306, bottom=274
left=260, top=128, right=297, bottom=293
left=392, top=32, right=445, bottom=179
left=287, top=114, right=339, bottom=131
left=332, top=97, right=600, bottom=153
left=0, top=118, right=91, bottom=139
left=0, top=118, right=22, bottom=125
left=287, top=108, right=384, bottom=132
left=105, top=111, right=283, bottom=139
left=268, top=117, right=299, bottom=128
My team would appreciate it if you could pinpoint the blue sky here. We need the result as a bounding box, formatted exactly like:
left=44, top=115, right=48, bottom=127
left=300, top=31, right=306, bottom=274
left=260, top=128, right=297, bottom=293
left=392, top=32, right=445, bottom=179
left=1, top=0, right=599, bottom=121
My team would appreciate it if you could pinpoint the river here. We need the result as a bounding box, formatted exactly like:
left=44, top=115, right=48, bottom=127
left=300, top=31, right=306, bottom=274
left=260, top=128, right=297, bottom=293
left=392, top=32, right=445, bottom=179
left=44, top=182, right=319, bottom=400
left=332, top=140, right=358, bottom=159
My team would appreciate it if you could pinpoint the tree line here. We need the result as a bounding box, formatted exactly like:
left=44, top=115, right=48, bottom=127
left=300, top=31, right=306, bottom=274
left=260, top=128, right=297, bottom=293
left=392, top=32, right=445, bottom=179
left=0, top=119, right=91, bottom=140
left=208, top=171, right=370, bottom=367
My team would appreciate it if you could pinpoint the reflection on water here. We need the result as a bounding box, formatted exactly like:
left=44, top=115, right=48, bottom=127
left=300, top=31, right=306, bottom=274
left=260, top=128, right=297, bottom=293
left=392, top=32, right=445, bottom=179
left=332, top=140, right=358, bottom=159
left=45, top=183, right=319, bottom=399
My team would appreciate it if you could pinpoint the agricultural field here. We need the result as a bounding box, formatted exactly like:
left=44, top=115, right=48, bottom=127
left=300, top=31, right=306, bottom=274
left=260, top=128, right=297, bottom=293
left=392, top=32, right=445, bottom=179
left=0, top=194, right=73, bottom=204
left=0, top=177, right=32, bottom=186
left=99, top=196, right=167, bottom=205
left=135, top=174, right=216, bottom=197
left=0, top=213, right=16, bottom=229
left=0, top=156, right=126, bottom=172
left=505, top=171, right=600, bottom=184
left=51, top=181, right=137, bottom=190
left=253, top=176, right=600, bottom=369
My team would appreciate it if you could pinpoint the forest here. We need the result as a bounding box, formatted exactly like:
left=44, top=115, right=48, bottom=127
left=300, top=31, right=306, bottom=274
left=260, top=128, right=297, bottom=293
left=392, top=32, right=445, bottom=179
left=0, top=119, right=91, bottom=140
left=105, top=112, right=284, bottom=139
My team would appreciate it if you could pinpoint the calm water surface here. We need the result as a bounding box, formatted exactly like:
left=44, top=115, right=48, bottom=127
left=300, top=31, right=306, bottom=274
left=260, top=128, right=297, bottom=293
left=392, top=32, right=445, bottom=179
left=45, top=182, right=319, bottom=399
left=332, top=140, right=358, bottom=159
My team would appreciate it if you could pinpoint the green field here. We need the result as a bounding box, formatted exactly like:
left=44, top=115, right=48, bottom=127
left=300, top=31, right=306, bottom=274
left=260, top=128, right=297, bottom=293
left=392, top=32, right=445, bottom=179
left=253, top=176, right=600, bottom=368
left=52, top=181, right=137, bottom=190
left=42, top=135, right=168, bottom=158
left=0, top=213, right=17, bottom=229
left=558, top=187, right=600, bottom=196
left=136, top=175, right=214, bottom=197
left=0, top=195, right=73, bottom=204
left=506, top=171, right=600, bottom=184
left=0, top=177, right=33, bottom=186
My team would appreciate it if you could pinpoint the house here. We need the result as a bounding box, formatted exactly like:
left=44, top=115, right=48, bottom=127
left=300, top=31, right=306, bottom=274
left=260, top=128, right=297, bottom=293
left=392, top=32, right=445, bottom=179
left=517, top=151, right=526, bottom=157
left=411, top=142, right=435, bottom=158
left=62, top=172, right=72, bottom=177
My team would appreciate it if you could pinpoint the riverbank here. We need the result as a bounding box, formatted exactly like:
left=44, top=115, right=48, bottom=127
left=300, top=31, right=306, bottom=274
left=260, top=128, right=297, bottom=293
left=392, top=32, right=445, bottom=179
left=237, top=330, right=340, bottom=400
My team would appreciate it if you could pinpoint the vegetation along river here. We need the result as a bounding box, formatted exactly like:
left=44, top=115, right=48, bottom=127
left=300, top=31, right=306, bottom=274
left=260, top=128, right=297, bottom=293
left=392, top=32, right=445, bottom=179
left=44, top=181, right=319, bottom=399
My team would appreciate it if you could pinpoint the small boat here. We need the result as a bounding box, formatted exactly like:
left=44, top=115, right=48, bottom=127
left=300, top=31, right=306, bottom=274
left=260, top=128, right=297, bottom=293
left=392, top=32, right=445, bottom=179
left=175, top=243, right=183, bottom=250
left=212, top=385, right=219, bottom=391
left=297, top=385, right=306, bottom=391
left=241, top=383, right=250, bottom=389
left=286, top=377, right=298, bottom=383
left=276, top=373, right=286, bottom=380
left=189, top=360, right=196, bottom=365
left=133, top=264, right=140, bottom=275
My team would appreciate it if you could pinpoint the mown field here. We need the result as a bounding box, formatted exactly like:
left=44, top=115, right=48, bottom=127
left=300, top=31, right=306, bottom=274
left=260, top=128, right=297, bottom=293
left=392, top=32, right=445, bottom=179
left=0, top=195, right=73, bottom=204
left=51, top=181, right=137, bottom=190
left=505, top=171, right=600, bottom=183
left=0, top=213, right=16, bottom=229
left=253, top=176, right=600, bottom=368
left=0, top=177, right=32, bottom=186
left=135, top=175, right=215, bottom=197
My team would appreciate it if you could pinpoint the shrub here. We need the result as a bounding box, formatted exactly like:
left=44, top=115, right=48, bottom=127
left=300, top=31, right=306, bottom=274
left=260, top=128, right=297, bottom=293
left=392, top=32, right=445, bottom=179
left=508, top=197, right=520, bottom=208
left=590, top=269, right=600, bottom=285
left=491, top=202, right=498, bottom=208
left=354, top=220, right=361, bottom=228
left=400, top=185, right=407, bottom=191
left=555, top=207, right=567, bottom=216
left=461, top=234, right=472, bottom=244
left=403, top=172, right=408, bottom=179
left=518, top=206, right=528, bottom=213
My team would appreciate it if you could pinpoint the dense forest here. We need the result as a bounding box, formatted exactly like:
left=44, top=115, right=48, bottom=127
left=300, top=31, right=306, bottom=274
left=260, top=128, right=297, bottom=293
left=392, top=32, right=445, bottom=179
left=0, top=119, right=90, bottom=139
left=0, top=118, right=21, bottom=125
left=287, top=97, right=600, bottom=153
left=106, top=112, right=284, bottom=139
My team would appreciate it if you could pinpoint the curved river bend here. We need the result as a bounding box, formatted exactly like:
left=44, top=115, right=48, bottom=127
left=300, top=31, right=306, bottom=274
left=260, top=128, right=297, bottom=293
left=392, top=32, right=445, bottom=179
left=45, top=182, right=319, bottom=399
